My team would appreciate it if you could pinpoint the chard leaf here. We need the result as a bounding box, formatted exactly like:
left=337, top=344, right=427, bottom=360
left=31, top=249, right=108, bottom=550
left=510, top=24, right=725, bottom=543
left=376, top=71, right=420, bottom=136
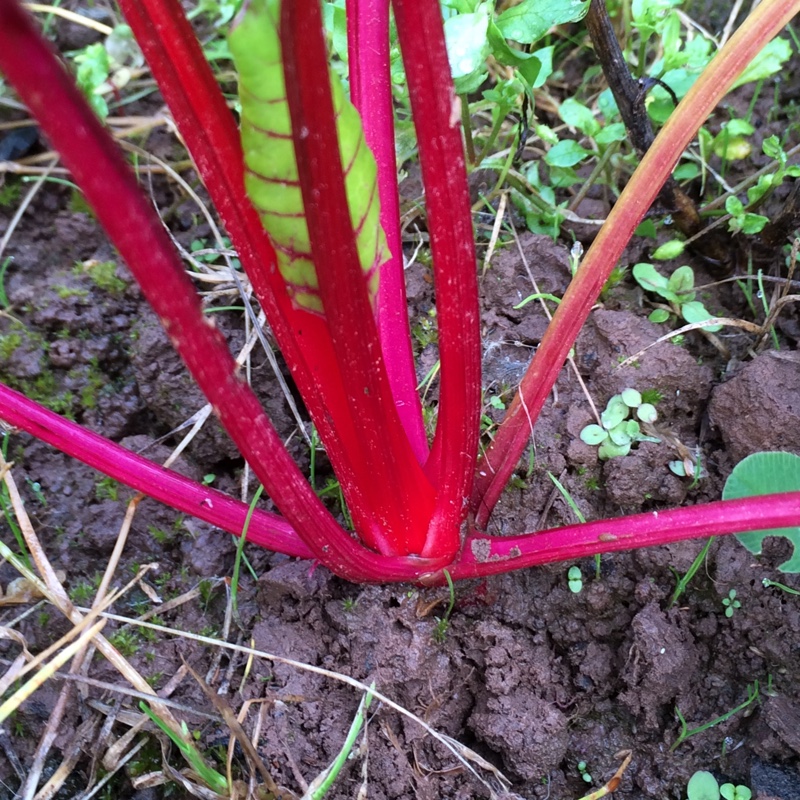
left=229, top=0, right=387, bottom=314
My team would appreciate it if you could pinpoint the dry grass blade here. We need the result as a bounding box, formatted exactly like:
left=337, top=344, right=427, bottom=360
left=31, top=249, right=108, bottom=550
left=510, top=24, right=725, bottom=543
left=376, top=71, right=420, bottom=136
left=0, top=727, right=26, bottom=783
left=154, top=736, right=226, bottom=800
left=136, top=581, right=207, bottom=621
left=22, top=3, right=114, bottom=34
left=617, top=316, right=764, bottom=367
left=576, top=749, right=633, bottom=800
left=760, top=294, right=800, bottom=343
left=33, top=715, right=102, bottom=800
left=92, top=495, right=142, bottom=610
left=0, top=619, right=106, bottom=724
left=0, top=652, right=28, bottom=697
left=0, top=158, right=57, bottom=262
left=482, top=192, right=507, bottom=276
left=84, top=610, right=514, bottom=798
left=0, top=626, right=32, bottom=660
left=4, top=592, right=118, bottom=690
left=0, top=453, right=188, bottom=743
left=183, top=659, right=294, bottom=798
left=100, top=663, right=196, bottom=771
left=510, top=219, right=601, bottom=425
left=79, top=738, right=148, bottom=800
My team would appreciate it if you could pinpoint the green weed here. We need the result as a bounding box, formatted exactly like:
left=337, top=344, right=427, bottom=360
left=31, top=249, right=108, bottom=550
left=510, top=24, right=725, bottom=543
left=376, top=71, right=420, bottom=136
left=672, top=682, right=760, bottom=752
left=580, top=388, right=660, bottom=460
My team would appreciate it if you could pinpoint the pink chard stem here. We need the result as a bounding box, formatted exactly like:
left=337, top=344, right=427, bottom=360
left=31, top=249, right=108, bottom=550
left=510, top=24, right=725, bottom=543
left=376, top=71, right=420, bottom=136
left=444, top=492, right=800, bottom=582
left=392, top=0, right=483, bottom=558
left=471, top=0, right=800, bottom=527
left=347, top=0, right=428, bottom=463
left=0, top=385, right=312, bottom=557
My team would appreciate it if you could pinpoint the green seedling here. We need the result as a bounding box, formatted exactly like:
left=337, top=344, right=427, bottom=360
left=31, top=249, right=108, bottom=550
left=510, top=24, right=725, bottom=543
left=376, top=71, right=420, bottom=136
left=633, top=263, right=723, bottom=332
left=724, top=134, right=800, bottom=235
left=69, top=581, right=95, bottom=605
left=140, top=702, right=228, bottom=795
left=304, top=684, right=374, bottom=799
left=0, top=257, right=11, bottom=309
left=755, top=135, right=800, bottom=198
left=95, top=476, right=119, bottom=501
left=25, top=479, right=46, bottom=506
left=198, top=578, right=216, bottom=608
left=712, top=118, right=755, bottom=161
left=724, top=195, right=769, bottom=235
left=73, top=43, right=110, bottom=117
left=670, top=537, right=713, bottom=606
left=671, top=681, right=760, bottom=751
left=580, top=388, right=660, bottom=459
left=577, top=760, right=592, bottom=784
left=574, top=750, right=632, bottom=800
left=108, top=629, right=140, bottom=657
left=722, top=589, right=741, bottom=617
left=189, top=235, right=241, bottom=269
left=762, top=577, right=800, bottom=596
left=73, top=25, right=144, bottom=119
left=187, top=0, right=238, bottom=28
left=687, top=771, right=720, bottom=800
left=568, top=565, right=583, bottom=593
left=548, top=471, right=600, bottom=577
left=721, top=784, right=752, bottom=800
left=668, top=454, right=705, bottom=483
left=230, top=484, right=263, bottom=620
left=433, top=570, right=456, bottom=643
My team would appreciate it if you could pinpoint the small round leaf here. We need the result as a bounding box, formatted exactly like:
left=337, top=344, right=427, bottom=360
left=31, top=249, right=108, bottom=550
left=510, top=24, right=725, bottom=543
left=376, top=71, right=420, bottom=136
left=608, top=423, right=632, bottom=447
left=580, top=425, right=608, bottom=445
left=601, top=395, right=628, bottom=429
left=621, top=388, right=642, bottom=407
left=625, top=419, right=641, bottom=438
left=648, top=308, right=671, bottom=324
left=598, top=440, right=631, bottom=460
left=687, top=771, right=720, bottom=800
left=636, top=403, right=658, bottom=423
left=667, top=265, right=695, bottom=297
left=669, top=460, right=687, bottom=477
left=682, top=300, right=723, bottom=332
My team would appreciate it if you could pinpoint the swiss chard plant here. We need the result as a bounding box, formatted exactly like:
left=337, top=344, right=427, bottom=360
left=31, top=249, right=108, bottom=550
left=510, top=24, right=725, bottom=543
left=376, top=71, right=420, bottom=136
left=1, top=0, right=800, bottom=584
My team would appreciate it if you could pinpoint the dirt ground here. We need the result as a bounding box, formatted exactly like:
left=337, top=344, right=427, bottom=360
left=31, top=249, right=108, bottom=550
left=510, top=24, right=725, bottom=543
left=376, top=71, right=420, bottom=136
left=1, top=9, right=800, bottom=800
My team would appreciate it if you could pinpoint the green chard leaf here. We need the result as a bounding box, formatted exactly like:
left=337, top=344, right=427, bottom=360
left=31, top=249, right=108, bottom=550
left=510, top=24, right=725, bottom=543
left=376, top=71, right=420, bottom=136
left=229, top=0, right=388, bottom=314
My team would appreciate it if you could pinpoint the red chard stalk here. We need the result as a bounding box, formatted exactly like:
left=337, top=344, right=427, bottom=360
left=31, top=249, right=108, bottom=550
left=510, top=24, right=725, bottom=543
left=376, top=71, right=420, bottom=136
left=0, top=0, right=799, bottom=585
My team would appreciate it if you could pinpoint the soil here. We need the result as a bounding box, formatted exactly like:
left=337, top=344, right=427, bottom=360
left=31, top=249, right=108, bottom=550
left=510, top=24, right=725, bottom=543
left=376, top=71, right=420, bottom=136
left=1, top=11, right=800, bottom=800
